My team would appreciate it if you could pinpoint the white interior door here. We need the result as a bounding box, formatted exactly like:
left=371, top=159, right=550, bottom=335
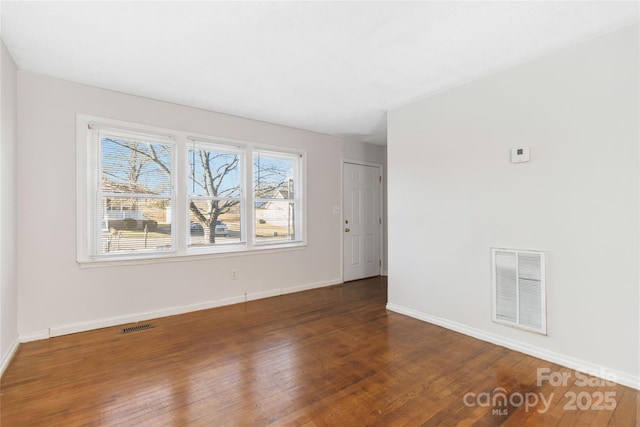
left=343, top=162, right=381, bottom=281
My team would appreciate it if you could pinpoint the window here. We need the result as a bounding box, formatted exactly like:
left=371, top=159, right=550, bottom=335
left=253, top=150, right=302, bottom=244
left=91, top=127, right=175, bottom=256
left=77, top=116, right=305, bottom=263
left=188, top=142, right=243, bottom=247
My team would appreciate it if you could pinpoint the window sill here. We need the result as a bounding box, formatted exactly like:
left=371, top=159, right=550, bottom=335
left=77, top=242, right=306, bottom=269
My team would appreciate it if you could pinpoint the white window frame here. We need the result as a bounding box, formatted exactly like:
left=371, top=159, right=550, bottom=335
left=99, top=128, right=177, bottom=256
left=253, top=148, right=304, bottom=246
left=76, top=114, right=306, bottom=266
left=186, top=138, right=246, bottom=253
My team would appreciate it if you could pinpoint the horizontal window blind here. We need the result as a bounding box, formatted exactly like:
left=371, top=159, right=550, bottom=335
left=253, top=150, right=302, bottom=244
left=90, top=125, right=176, bottom=257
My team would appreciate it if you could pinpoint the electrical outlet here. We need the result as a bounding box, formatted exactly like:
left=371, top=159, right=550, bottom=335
left=231, top=269, right=238, bottom=280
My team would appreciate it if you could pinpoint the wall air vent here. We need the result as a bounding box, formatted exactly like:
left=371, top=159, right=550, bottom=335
left=120, top=323, right=155, bottom=334
left=492, top=248, right=546, bottom=335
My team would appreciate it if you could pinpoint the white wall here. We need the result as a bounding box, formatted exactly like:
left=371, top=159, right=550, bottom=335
left=1, top=40, right=19, bottom=373
left=17, top=72, right=384, bottom=338
left=387, top=24, right=639, bottom=387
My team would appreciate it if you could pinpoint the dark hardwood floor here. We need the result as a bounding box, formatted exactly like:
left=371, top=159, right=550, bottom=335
left=1, top=277, right=637, bottom=426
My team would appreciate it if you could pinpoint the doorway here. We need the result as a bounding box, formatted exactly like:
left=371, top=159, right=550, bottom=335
left=342, top=162, right=382, bottom=281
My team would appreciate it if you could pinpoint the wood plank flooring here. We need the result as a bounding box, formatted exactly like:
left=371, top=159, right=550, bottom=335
left=1, top=277, right=637, bottom=426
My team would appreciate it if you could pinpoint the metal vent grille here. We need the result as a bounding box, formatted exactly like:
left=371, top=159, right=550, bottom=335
left=492, top=248, right=546, bottom=335
left=120, top=323, right=155, bottom=334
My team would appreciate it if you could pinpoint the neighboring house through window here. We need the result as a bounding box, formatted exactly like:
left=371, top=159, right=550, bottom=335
left=76, top=115, right=305, bottom=264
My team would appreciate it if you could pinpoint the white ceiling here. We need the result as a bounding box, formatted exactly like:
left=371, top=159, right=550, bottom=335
left=1, top=1, right=638, bottom=145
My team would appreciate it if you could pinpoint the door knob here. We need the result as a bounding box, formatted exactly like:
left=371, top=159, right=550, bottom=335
left=345, top=228, right=350, bottom=232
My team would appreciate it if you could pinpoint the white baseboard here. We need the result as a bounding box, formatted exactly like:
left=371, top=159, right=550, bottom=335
left=282, top=278, right=342, bottom=295
left=21, top=278, right=343, bottom=341
left=386, top=303, right=639, bottom=391
left=245, top=288, right=281, bottom=302
left=381, top=270, right=388, bottom=276
left=48, top=299, right=229, bottom=337
left=19, top=329, right=50, bottom=342
left=0, top=337, right=19, bottom=377
left=245, top=279, right=342, bottom=302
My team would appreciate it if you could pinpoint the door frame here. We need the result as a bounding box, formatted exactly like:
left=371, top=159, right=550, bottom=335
left=341, top=159, right=384, bottom=282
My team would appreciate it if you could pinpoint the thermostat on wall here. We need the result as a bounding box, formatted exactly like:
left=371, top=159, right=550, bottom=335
left=511, top=147, right=530, bottom=163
